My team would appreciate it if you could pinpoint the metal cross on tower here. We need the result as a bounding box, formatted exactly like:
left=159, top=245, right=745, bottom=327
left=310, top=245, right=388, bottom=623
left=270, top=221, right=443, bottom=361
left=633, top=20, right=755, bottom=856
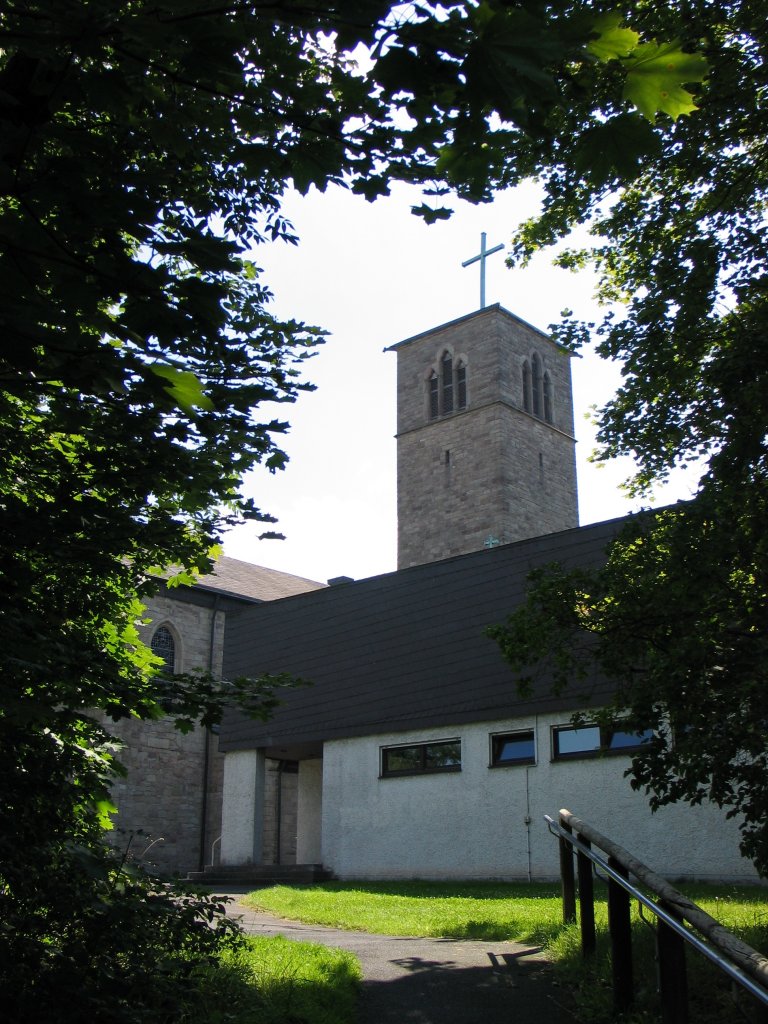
left=461, top=232, right=505, bottom=309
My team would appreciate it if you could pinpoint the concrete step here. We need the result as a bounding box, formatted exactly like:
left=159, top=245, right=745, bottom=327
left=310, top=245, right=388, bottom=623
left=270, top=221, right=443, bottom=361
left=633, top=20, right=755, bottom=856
left=186, top=863, right=333, bottom=887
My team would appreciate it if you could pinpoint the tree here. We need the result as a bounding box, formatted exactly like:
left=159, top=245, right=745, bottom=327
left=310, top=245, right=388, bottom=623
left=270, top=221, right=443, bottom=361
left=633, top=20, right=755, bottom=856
left=0, top=0, right=744, bottom=1014
left=487, top=0, right=768, bottom=875
left=2, top=1, right=653, bottom=1017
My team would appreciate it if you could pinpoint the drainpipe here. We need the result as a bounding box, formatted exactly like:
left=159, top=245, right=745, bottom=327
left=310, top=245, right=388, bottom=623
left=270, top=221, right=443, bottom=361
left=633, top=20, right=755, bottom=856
left=198, top=595, right=221, bottom=871
left=524, top=766, right=533, bottom=883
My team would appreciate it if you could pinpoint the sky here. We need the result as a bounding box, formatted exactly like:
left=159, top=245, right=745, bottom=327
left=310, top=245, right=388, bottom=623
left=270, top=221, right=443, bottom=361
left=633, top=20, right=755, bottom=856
left=222, top=180, right=698, bottom=585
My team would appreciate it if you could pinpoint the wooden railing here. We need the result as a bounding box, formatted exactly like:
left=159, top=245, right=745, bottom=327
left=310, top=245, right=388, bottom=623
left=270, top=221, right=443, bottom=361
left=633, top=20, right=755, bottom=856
left=548, top=809, right=768, bottom=1024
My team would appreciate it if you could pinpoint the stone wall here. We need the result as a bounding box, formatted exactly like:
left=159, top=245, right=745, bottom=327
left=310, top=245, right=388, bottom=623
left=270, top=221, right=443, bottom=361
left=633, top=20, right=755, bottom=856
left=105, top=592, right=226, bottom=876
left=108, top=717, right=219, bottom=875
left=393, top=306, right=578, bottom=569
left=262, top=761, right=298, bottom=865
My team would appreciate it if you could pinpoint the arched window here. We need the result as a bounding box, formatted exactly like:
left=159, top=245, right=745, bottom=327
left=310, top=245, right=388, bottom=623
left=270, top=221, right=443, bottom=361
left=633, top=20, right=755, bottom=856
left=426, top=353, right=468, bottom=420
left=456, top=360, right=467, bottom=410
left=543, top=372, right=553, bottom=423
left=151, top=625, right=176, bottom=675
left=531, top=354, right=542, bottom=417
left=441, top=351, right=453, bottom=413
left=522, top=360, right=531, bottom=412
left=428, top=371, right=439, bottom=419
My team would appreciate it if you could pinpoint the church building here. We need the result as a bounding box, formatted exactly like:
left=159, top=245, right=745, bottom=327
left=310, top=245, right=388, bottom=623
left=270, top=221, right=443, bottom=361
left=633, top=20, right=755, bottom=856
left=108, top=559, right=324, bottom=876
left=112, top=304, right=757, bottom=883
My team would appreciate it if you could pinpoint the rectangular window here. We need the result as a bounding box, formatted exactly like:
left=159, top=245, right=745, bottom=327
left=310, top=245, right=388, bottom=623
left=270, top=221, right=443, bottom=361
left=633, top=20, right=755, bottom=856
left=554, top=725, right=601, bottom=757
left=381, top=738, right=461, bottom=778
left=553, top=723, right=654, bottom=760
left=490, top=730, right=535, bottom=767
left=606, top=728, right=656, bottom=751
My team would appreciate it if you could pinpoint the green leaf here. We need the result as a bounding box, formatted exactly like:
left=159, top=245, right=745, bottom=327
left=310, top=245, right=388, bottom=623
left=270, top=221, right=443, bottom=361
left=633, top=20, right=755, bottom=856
left=95, top=799, right=117, bottom=831
left=150, top=365, right=214, bottom=413
left=410, top=203, right=453, bottom=224
left=587, top=13, right=641, bottom=62
left=464, top=8, right=563, bottom=122
left=623, top=41, right=709, bottom=122
left=165, top=567, right=201, bottom=588
left=574, top=114, right=662, bottom=186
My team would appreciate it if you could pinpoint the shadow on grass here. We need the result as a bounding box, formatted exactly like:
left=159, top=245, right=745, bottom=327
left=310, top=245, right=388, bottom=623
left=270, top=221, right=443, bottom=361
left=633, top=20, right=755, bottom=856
left=551, top=914, right=768, bottom=1024
left=246, top=880, right=569, bottom=943
left=183, top=935, right=360, bottom=1024
left=440, top=917, right=563, bottom=944
left=311, top=880, right=563, bottom=902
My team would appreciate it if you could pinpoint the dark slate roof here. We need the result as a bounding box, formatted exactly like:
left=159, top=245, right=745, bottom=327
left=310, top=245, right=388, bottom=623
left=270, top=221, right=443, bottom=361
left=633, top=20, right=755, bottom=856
left=219, top=517, right=631, bottom=754
left=193, top=555, right=325, bottom=603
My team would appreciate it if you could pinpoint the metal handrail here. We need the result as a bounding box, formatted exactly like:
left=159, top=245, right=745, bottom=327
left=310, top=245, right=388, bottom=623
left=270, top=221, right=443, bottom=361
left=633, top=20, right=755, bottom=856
left=545, top=814, right=768, bottom=1009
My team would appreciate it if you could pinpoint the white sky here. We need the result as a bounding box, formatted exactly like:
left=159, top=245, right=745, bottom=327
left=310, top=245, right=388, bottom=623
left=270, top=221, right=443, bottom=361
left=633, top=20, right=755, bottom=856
left=223, top=180, right=699, bottom=584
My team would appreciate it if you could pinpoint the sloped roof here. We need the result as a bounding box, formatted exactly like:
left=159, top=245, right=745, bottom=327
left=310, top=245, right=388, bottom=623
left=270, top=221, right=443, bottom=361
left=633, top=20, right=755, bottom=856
left=385, top=303, right=556, bottom=351
left=220, top=517, right=630, bottom=754
left=195, top=555, right=325, bottom=603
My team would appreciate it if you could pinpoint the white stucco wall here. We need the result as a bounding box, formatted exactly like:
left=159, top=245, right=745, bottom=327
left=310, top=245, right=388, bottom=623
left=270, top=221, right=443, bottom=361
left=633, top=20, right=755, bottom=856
left=220, top=749, right=266, bottom=864
left=297, top=758, right=323, bottom=863
left=321, top=713, right=760, bottom=883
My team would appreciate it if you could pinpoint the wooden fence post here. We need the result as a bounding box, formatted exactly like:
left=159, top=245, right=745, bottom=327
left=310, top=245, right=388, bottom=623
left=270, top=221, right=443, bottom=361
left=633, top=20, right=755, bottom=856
left=556, top=811, right=768, bottom=1021
left=577, top=834, right=596, bottom=957
left=657, top=901, right=688, bottom=1024
left=608, top=856, right=633, bottom=1013
left=559, top=814, right=576, bottom=924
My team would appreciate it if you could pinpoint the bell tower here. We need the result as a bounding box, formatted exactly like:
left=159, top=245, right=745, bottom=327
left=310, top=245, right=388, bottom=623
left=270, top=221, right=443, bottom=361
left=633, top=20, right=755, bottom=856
left=387, top=304, right=579, bottom=570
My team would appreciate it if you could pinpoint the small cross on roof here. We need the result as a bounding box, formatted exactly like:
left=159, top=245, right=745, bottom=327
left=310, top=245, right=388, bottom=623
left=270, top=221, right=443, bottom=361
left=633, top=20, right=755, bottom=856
left=462, top=232, right=505, bottom=308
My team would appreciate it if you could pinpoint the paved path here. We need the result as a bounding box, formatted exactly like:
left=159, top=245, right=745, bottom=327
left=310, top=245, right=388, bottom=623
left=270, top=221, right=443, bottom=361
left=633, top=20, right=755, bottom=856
left=216, top=891, right=575, bottom=1024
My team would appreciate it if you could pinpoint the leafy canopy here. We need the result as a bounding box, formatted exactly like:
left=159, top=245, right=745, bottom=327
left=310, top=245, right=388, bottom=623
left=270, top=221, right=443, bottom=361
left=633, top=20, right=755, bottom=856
left=489, top=0, right=768, bottom=874
left=0, top=0, right=728, bottom=1016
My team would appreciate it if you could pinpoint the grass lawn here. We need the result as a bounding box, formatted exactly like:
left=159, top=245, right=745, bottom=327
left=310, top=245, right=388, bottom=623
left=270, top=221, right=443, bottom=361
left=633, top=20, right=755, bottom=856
left=243, top=880, right=768, bottom=1023
left=243, top=880, right=564, bottom=942
left=186, top=935, right=360, bottom=1024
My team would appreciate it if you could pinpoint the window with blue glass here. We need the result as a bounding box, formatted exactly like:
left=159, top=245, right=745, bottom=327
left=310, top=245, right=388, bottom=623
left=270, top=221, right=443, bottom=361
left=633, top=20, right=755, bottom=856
left=490, top=730, right=536, bottom=767
left=552, top=723, right=654, bottom=760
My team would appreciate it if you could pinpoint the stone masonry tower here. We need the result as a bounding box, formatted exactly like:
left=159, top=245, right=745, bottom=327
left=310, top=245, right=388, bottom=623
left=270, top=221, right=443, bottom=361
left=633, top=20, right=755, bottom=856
left=387, top=304, right=579, bottom=570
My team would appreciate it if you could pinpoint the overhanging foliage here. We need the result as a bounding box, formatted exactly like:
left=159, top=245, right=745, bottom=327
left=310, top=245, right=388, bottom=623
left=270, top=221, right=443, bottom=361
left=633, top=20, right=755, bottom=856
left=489, top=0, right=768, bottom=874
left=0, top=0, right=744, bottom=1016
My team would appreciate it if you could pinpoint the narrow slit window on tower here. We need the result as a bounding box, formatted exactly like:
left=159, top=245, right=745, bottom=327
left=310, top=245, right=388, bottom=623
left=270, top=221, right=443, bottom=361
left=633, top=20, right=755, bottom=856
left=456, top=360, right=467, bottom=410
left=543, top=372, right=553, bottom=423
left=428, top=371, right=439, bottom=419
left=531, top=354, right=542, bottom=418
left=151, top=625, right=176, bottom=675
left=522, top=360, right=531, bottom=412
left=441, top=351, right=454, bottom=413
